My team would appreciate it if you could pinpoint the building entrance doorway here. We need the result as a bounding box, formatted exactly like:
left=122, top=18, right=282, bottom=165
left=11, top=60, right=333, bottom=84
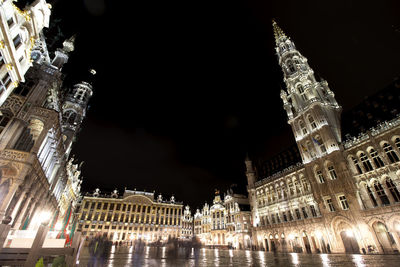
left=265, top=239, right=269, bottom=252
left=302, top=232, right=312, bottom=253
left=340, top=231, right=360, bottom=254
left=373, top=222, right=397, bottom=253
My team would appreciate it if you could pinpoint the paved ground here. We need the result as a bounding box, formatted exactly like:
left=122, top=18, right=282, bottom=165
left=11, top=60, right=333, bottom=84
left=78, top=246, right=400, bottom=266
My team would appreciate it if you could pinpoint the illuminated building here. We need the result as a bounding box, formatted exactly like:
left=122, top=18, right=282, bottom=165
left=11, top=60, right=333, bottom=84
left=0, top=21, right=92, bottom=230
left=181, top=205, right=193, bottom=239
left=194, top=189, right=252, bottom=249
left=76, top=189, right=184, bottom=242
left=0, top=0, right=51, bottom=106
left=246, top=20, right=400, bottom=254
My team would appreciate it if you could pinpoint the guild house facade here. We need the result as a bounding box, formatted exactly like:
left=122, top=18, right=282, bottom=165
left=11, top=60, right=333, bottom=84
left=76, top=189, right=189, bottom=242
left=245, top=21, right=400, bottom=254
left=193, top=189, right=252, bottom=249
left=0, top=0, right=92, bottom=233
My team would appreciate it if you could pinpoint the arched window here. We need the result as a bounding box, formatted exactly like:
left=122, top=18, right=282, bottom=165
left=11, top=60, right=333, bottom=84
left=288, top=181, right=294, bottom=195
left=308, top=115, right=316, bottom=129
left=287, top=60, right=296, bottom=73
left=369, top=148, right=385, bottom=168
left=316, top=169, right=325, bottom=183
left=374, top=182, right=390, bottom=205
left=63, top=110, right=77, bottom=125
left=394, top=137, right=400, bottom=150
left=351, top=156, right=363, bottom=174
left=327, top=165, right=337, bottom=180
left=360, top=153, right=373, bottom=172
left=298, top=85, right=307, bottom=101
left=383, top=143, right=400, bottom=163
left=299, top=120, right=307, bottom=135
left=386, top=178, right=400, bottom=202
left=366, top=185, right=378, bottom=207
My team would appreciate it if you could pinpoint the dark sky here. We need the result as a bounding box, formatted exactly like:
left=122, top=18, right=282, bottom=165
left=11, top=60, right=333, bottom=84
left=47, top=0, right=400, bottom=209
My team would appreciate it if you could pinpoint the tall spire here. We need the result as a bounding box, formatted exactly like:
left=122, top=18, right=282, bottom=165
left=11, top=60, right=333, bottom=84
left=272, top=19, right=287, bottom=44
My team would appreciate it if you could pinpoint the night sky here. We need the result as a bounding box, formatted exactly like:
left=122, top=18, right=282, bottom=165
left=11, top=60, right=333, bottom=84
left=47, top=0, right=399, bottom=209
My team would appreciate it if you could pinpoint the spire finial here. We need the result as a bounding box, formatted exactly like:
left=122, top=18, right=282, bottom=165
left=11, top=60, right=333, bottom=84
left=272, top=19, right=287, bottom=44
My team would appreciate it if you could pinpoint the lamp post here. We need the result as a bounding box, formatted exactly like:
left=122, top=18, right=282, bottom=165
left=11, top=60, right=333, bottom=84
left=24, top=211, right=51, bottom=267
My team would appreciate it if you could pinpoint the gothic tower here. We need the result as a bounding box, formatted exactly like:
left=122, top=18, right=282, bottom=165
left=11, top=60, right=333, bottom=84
left=61, top=71, right=94, bottom=157
left=274, top=20, right=342, bottom=163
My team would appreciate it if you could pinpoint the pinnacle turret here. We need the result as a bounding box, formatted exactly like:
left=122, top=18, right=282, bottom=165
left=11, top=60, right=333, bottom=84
left=272, top=19, right=287, bottom=44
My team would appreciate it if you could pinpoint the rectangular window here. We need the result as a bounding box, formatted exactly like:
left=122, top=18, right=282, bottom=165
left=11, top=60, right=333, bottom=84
left=301, top=207, right=308, bottom=219
left=328, top=166, right=337, bottom=180
left=326, top=198, right=335, bottom=212
left=13, top=34, right=22, bottom=49
left=295, top=209, right=301, bottom=220
left=7, top=17, right=14, bottom=27
left=116, top=204, right=121, bottom=211
left=1, top=73, right=11, bottom=90
left=288, top=211, right=293, bottom=221
left=310, top=205, right=317, bottom=217
left=338, top=195, right=349, bottom=210
left=317, top=170, right=325, bottom=183
left=103, top=203, right=108, bottom=210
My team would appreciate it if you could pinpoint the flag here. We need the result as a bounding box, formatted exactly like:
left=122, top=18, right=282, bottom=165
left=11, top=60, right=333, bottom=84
left=57, top=202, right=72, bottom=240
left=21, top=214, right=30, bottom=230
left=312, top=137, right=321, bottom=145
left=68, top=217, right=78, bottom=246
left=49, top=210, right=59, bottom=231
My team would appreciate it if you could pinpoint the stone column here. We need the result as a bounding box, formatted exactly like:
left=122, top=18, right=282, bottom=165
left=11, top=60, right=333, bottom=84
left=0, top=178, right=23, bottom=221
left=9, top=178, right=35, bottom=225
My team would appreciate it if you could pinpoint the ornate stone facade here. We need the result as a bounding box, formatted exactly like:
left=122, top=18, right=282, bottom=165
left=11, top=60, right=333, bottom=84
left=194, top=190, right=252, bottom=249
left=246, top=21, right=400, bottom=254
left=76, top=189, right=184, bottom=242
left=0, top=0, right=51, bottom=106
left=0, top=18, right=93, bottom=232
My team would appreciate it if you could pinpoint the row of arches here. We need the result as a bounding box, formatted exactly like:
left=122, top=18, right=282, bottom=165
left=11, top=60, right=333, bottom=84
left=358, top=176, right=400, bottom=209
left=349, top=137, right=400, bottom=175
left=256, top=174, right=311, bottom=207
